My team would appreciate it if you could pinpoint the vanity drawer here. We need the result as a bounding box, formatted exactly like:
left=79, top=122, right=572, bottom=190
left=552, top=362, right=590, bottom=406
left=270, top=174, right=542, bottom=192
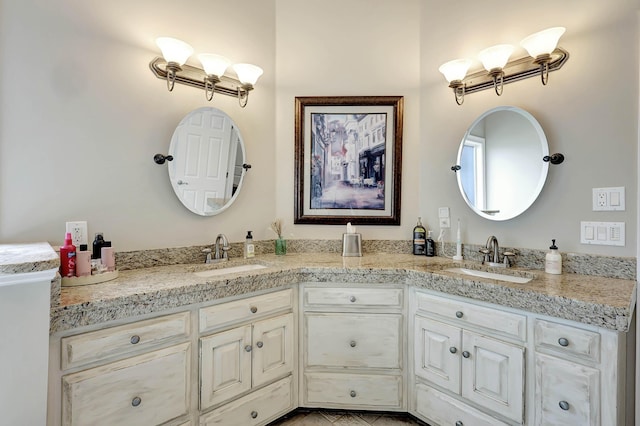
left=61, top=311, right=190, bottom=370
left=304, top=372, right=402, bottom=409
left=415, top=384, right=509, bottom=426
left=200, top=376, right=293, bottom=426
left=62, top=342, right=190, bottom=426
left=305, top=313, right=402, bottom=369
left=415, top=292, right=526, bottom=341
left=534, top=319, right=600, bottom=362
left=304, top=286, right=403, bottom=309
left=200, top=289, right=293, bottom=333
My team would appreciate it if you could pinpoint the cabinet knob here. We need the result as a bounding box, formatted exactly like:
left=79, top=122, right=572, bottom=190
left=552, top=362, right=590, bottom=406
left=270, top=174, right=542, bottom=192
left=350, top=340, right=357, bottom=348
left=559, top=400, right=570, bottom=411
left=350, top=390, right=357, bottom=398
left=558, top=337, right=569, bottom=347
left=349, top=295, right=356, bottom=303
left=130, top=335, right=140, bottom=345
left=245, top=345, right=252, bottom=352
left=449, top=346, right=457, bottom=354
left=250, top=306, right=258, bottom=314
left=455, top=311, right=463, bottom=318
left=251, top=411, right=258, bottom=419
left=131, top=396, right=141, bottom=407
left=462, top=351, right=470, bottom=358
left=455, top=421, right=464, bottom=426
left=256, top=341, right=264, bottom=348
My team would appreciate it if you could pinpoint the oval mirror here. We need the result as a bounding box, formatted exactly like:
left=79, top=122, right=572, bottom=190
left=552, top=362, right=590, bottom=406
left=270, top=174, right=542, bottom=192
left=455, top=106, right=549, bottom=221
left=168, top=106, right=247, bottom=216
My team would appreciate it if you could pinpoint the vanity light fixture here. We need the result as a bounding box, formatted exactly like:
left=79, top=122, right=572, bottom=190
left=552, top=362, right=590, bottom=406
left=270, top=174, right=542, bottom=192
left=150, top=36, right=263, bottom=108
left=439, top=27, right=568, bottom=105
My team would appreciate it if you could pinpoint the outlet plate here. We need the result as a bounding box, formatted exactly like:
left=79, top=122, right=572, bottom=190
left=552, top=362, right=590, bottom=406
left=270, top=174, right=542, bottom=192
left=592, top=187, right=625, bottom=211
left=66, top=221, right=88, bottom=247
left=439, top=217, right=451, bottom=228
left=580, top=221, right=625, bottom=246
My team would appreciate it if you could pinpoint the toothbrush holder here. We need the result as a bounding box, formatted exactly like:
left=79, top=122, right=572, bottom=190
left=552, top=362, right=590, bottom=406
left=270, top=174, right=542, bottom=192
left=342, top=233, right=362, bottom=257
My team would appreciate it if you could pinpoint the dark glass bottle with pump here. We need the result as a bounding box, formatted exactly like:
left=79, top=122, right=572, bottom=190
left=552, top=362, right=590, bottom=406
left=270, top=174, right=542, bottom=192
left=413, top=217, right=426, bottom=255
left=92, top=233, right=105, bottom=260
left=425, top=230, right=435, bottom=257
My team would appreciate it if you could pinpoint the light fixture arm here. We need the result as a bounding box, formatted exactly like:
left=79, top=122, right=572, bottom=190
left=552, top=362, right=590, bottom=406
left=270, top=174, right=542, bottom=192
left=204, top=75, right=221, bottom=101
left=237, top=84, right=253, bottom=108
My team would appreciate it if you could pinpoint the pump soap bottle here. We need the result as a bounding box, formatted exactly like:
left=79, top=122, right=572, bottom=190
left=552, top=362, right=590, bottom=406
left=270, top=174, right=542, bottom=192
left=244, top=231, right=255, bottom=259
left=413, top=217, right=427, bottom=255
left=425, top=230, right=435, bottom=257
left=545, top=239, right=562, bottom=274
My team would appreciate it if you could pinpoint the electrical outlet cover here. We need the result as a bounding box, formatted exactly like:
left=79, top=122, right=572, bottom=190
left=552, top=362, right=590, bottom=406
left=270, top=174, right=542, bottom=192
left=66, top=221, right=88, bottom=246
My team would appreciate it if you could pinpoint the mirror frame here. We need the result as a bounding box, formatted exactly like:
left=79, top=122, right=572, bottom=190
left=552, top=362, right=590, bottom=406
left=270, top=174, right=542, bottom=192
left=455, top=106, right=549, bottom=221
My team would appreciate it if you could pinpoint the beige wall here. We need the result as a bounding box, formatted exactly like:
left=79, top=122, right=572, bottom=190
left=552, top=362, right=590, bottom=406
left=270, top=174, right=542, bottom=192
left=0, top=0, right=637, bottom=257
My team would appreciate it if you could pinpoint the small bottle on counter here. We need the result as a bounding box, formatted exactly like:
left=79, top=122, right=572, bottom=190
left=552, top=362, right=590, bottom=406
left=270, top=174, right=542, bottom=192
left=425, top=230, right=435, bottom=257
left=545, top=239, right=562, bottom=274
left=244, top=231, right=255, bottom=259
left=413, top=217, right=427, bottom=255
left=92, top=232, right=105, bottom=260
left=101, top=241, right=116, bottom=272
left=60, top=232, right=76, bottom=277
left=76, top=244, right=92, bottom=277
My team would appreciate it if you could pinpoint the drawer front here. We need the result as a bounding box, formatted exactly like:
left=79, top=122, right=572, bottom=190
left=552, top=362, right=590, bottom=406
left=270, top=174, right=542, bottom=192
left=62, top=342, right=190, bottom=426
left=304, top=287, right=403, bottom=309
left=535, top=353, right=600, bottom=426
left=200, top=376, right=293, bottom=426
left=415, top=292, right=526, bottom=341
left=200, top=289, right=293, bottom=333
left=304, top=373, right=402, bottom=408
left=534, top=319, right=601, bottom=362
left=415, top=384, right=509, bottom=426
left=305, top=313, right=402, bottom=369
left=61, top=311, right=190, bottom=370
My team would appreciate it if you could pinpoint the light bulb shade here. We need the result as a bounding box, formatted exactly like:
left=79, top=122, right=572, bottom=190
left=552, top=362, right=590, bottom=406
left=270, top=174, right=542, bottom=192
left=198, top=54, right=231, bottom=77
left=232, top=63, right=264, bottom=86
left=156, top=37, right=193, bottom=66
left=438, top=59, right=472, bottom=83
left=520, top=27, right=566, bottom=58
left=478, top=44, right=514, bottom=71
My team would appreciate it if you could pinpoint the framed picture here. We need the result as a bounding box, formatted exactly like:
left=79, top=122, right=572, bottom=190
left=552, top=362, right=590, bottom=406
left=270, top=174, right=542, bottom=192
left=294, top=96, right=403, bottom=225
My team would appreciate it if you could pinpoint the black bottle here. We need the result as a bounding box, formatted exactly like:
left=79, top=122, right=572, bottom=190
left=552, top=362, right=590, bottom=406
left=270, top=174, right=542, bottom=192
left=413, top=217, right=426, bottom=255
left=92, top=233, right=105, bottom=260
left=425, top=230, right=435, bottom=257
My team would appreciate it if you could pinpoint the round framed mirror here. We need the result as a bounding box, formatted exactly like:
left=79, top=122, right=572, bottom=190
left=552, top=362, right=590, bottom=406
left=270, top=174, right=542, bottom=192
left=168, top=106, right=247, bottom=216
left=455, top=106, right=549, bottom=221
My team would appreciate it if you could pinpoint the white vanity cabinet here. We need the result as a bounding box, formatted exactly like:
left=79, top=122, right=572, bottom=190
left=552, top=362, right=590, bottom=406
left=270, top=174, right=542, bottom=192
left=300, top=284, right=405, bottom=411
left=199, top=289, right=296, bottom=426
left=412, top=291, right=525, bottom=425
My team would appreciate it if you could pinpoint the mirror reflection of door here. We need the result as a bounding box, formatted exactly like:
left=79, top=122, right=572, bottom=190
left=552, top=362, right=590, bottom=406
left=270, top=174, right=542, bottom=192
left=460, top=135, right=485, bottom=210
left=169, top=108, right=241, bottom=215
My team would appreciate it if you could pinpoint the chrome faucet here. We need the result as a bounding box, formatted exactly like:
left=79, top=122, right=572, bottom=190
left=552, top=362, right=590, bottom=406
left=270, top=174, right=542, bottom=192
left=486, top=235, right=500, bottom=264
left=214, top=234, right=230, bottom=261
left=479, top=235, right=515, bottom=267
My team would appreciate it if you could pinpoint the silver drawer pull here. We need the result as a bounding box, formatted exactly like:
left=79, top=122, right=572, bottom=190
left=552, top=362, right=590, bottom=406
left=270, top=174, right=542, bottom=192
left=350, top=340, right=357, bottom=348
left=130, top=335, right=140, bottom=345
left=251, top=411, right=258, bottom=419
left=462, top=351, right=470, bottom=358
left=559, top=400, right=570, bottom=411
left=245, top=345, right=252, bottom=352
left=350, top=390, right=357, bottom=398
left=131, top=396, right=141, bottom=407
left=250, top=306, right=258, bottom=314
left=558, top=337, right=569, bottom=347
left=455, top=311, right=463, bottom=318
left=349, top=295, right=356, bottom=303
left=256, top=341, right=264, bottom=348
left=449, top=346, right=457, bottom=354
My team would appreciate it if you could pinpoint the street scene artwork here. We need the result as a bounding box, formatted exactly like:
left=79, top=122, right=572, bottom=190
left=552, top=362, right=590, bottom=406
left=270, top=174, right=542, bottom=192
left=310, top=112, right=387, bottom=210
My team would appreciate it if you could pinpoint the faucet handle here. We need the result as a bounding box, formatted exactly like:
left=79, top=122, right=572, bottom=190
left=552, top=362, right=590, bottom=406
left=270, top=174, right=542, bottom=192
left=202, top=248, right=212, bottom=264
left=479, top=248, right=491, bottom=264
left=503, top=251, right=516, bottom=267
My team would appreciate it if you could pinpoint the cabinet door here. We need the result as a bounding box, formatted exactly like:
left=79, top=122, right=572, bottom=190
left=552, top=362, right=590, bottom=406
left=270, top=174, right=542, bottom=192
left=414, top=316, right=461, bottom=394
left=200, top=325, right=252, bottom=410
left=461, top=331, right=524, bottom=423
left=252, top=313, right=294, bottom=388
left=534, top=353, right=600, bottom=426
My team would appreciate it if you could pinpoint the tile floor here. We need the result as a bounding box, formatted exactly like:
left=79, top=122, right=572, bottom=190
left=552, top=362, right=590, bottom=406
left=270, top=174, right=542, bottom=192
left=268, top=409, right=428, bottom=425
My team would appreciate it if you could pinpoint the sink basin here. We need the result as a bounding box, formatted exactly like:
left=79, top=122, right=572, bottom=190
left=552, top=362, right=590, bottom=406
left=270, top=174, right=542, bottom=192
left=194, top=264, right=268, bottom=278
left=444, top=267, right=532, bottom=284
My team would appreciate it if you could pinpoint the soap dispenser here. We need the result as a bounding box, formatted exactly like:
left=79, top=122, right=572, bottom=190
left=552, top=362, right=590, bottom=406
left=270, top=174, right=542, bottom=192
left=244, top=231, right=255, bottom=259
left=545, top=239, right=562, bottom=274
left=413, top=217, right=427, bottom=255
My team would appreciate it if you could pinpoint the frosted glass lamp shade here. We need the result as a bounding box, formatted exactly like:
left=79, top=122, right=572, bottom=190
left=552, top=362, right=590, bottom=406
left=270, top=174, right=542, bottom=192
left=198, top=54, right=231, bottom=77
left=232, top=64, right=264, bottom=86
left=520, top=27, right=566, bottom=58
left=478, top=44, right=514, bottom=71
left=439, top=59, right=472, bottom=83
left=156, top=37, right=193, bottom=66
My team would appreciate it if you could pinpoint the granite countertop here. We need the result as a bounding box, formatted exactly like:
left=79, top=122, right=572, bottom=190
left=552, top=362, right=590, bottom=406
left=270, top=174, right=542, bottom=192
left=0, top=243, right=59, bottom=274
left=50, top=253, right=637, bottom=334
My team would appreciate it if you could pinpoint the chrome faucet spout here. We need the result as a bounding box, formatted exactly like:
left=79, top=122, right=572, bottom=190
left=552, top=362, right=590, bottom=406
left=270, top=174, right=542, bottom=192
left=214, top=234, right=230, bottom=260
left=485, top=235, right=500, bottom=264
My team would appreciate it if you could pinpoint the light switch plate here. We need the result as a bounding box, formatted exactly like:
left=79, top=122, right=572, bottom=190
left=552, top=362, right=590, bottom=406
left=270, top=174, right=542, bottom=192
left=580, top=221, right=625, bottom=246
left=438, top=207, right=450, bottom=218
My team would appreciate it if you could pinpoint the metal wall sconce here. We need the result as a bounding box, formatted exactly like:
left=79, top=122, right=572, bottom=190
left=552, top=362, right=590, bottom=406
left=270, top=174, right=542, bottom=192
left=149, top=37, right=263, bottom=108
left=439, top=27, right=568, bottom=105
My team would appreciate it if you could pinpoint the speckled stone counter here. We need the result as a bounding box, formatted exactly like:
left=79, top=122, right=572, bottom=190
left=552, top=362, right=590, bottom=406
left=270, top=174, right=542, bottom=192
left=0, top=243, right=58, bottom=273
left=51, top=253, right=637, bottom=334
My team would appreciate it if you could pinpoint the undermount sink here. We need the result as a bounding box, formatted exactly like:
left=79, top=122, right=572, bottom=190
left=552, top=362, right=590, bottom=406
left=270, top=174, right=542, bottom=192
left=194, top=264, right=268, bottom=278
left=444, top=267, right=533, bottom=284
